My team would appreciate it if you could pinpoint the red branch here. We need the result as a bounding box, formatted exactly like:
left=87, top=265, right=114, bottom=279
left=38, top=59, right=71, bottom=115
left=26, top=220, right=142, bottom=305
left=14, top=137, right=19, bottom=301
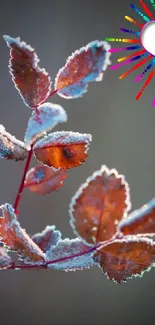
left=13, top=147, right=33, bottom=214
left=13, top=89, right=58, bottom=215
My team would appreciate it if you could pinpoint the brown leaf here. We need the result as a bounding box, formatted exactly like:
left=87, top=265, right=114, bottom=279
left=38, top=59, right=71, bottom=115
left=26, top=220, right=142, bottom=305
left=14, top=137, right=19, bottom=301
left=24, top=165, right=67, bottom=194
left=94, top=237, right=155, bottom=283
left=55, top=40, right=111, bottom=98
left=0, top=204, right=45, bottom=264
left=119, top=198, right=155, bottom=237
left=70, top=165, right=131, bottom=245
left=3, top=35, right=52, bottom=108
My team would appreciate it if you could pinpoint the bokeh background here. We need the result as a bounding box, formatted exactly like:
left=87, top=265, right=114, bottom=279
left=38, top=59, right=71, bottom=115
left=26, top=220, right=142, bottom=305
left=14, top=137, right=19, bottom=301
left=0, top=0, right=155, bottom=324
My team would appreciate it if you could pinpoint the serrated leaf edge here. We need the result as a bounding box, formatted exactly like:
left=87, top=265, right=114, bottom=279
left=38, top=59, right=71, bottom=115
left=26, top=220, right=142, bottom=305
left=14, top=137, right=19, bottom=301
left=69, top=165, right=131, bottom=247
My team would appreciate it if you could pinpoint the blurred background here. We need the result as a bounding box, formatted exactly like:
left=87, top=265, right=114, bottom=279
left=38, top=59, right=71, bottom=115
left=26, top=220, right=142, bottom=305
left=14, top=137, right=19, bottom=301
left=0, top=0, right=155, bottom=324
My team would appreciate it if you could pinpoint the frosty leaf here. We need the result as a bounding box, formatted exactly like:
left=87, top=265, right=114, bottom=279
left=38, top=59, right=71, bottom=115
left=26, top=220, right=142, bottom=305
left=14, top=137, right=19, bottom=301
left=3, top=35, right=52, bottom=108
left=32, top=225, right=62, bottom=253
left=0, top=247, right=13, bottom=269
left=24, top=103, right=67, bottom=146
left=0, top=203, right=45, bottom=264
left=118, top=198, right=155, bottom=237
left=0, top=125, right=28, bottom=160
left=70, top=165, right=131, bottom=245
left=55, top=40, right=111, bottom=98
left=33, top=131, right=92, bottom=169
left=24, top=165, right=67, bottom=194
left=94, top=237, right=155, bottom=283
left=46, top=238, right=95, bottom=271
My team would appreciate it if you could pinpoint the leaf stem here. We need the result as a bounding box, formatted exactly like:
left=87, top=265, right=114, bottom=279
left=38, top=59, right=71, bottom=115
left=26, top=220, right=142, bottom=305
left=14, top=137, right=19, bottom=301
left=47, top=89, right=58, bottom=99
left=8, top=244, right=99, bottom=270
left=13, top=146, right=33, bottom=214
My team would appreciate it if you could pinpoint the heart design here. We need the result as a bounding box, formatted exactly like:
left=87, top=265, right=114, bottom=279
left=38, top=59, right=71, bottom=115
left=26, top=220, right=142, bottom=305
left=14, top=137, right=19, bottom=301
left=141, top=21, right=155, bottom=56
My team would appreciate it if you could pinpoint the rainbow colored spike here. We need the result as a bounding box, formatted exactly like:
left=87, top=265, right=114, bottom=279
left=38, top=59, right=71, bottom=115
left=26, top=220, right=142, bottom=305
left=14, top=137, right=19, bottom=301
left=105, top=0, right=155, bottom=106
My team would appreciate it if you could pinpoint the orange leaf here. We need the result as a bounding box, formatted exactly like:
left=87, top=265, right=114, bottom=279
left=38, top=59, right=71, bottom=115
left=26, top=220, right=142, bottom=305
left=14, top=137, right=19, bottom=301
left=3, top=35, right=52, bottom=108
left=70, top=165, right=131, bottom=245
left=119, top=198, right=155, bottom=237
left=0, top=204, right=45, bottom=264
left=94, top=237, right=155, bottom=283
left=24, top=165, right=67, bottom=194
left=33, top=131, right=92, bottom=169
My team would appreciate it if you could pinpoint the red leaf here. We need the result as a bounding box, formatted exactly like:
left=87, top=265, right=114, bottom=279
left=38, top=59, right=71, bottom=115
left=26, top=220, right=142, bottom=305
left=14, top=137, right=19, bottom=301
left=3, top=35, right=52, bottom=108
left=70, top=165, right=131, bottom=245
left=46, top=238, right=95, bottom=271
left=24, top=165, right=67, bottom=194
left=55, top=40, right=111, bottom=98
left=0, top=125, right=28, bottom=161
left=0, top=247, right=13, bottom=270
left=32, top=225, right=62, bottom=252
left=118, top=198, right=155, bottom=237
left=24, top=103, right=67, bottom=146
left=94, top=237, right=155, bottom=283
left=33, top=131, right=92, bottom=169
left=0, top=204, right=45, bottom=264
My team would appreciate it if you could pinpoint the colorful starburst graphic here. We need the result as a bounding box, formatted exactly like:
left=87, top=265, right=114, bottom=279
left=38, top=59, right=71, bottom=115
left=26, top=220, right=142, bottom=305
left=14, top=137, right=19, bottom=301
left=105, top=0, right=155, bottom=105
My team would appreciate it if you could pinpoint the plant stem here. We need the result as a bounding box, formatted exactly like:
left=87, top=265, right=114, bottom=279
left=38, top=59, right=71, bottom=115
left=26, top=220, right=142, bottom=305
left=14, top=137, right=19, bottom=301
left=13, top=89, right=58, bottom=215
left=47, top=89, right=58, bottom=100
left=13, top=146, right=33, bottom=214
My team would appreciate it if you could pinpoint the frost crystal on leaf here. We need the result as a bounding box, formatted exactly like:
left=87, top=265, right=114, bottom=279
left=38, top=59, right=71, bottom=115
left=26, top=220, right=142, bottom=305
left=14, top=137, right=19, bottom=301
left=94, top=236, right=155, bottom=283
left=55, top=40, right=111, bottom=98
left=0, top=203, right=45, bottom=264
left=118, top=198, right=155, bottom=237
left=32, top=225, right=62, bottom=253
left=3, top=35, right=52, bottom=108
left=0, top=247, right=13, bottom=269
left=0, top=125, right=28, bottom=160
left=33, top=131, right=92, bottom=169
left=69, top=165, right=131, bottom=245
left=24, top=165, right=67, bottom=194
left=24, top=103, right=67, bottom=146
left=46, top=238, right=95, bottom=271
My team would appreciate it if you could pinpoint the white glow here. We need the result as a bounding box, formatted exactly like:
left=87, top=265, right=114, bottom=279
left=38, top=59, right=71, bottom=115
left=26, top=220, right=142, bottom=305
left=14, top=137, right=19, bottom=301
left=141, top=21, right=155, bottom=56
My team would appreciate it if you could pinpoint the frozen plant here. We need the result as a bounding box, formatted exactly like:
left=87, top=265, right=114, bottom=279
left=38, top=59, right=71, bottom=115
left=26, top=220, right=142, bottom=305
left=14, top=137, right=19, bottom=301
left=1, top=35, right=154, bottom=284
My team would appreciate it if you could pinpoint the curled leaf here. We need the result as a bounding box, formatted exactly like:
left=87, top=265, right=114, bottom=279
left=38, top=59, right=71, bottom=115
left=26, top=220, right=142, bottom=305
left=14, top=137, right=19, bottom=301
left=55, top=40, right=111, bottom=98
left=119, top=198, right=155, bottom=237
left=46, top=238, right=95, bottom=271
left=94, top=237, right=155, bottom=283
left=3, top=35, right=52, bottom=108
left=33, top=131, right=92, bottom=169
left=24, top=164, right=67, bottom=194
left=70, top=165, right=131, bottom=245
left=24, top=103, right=67, bottom=146
left=32, top=225, right=62, bottom=253
left=0, top=247, right=13, bottom=269
left=0, top=204, right=45, bottom=264
left=0, top=125, right=28, bottom=161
